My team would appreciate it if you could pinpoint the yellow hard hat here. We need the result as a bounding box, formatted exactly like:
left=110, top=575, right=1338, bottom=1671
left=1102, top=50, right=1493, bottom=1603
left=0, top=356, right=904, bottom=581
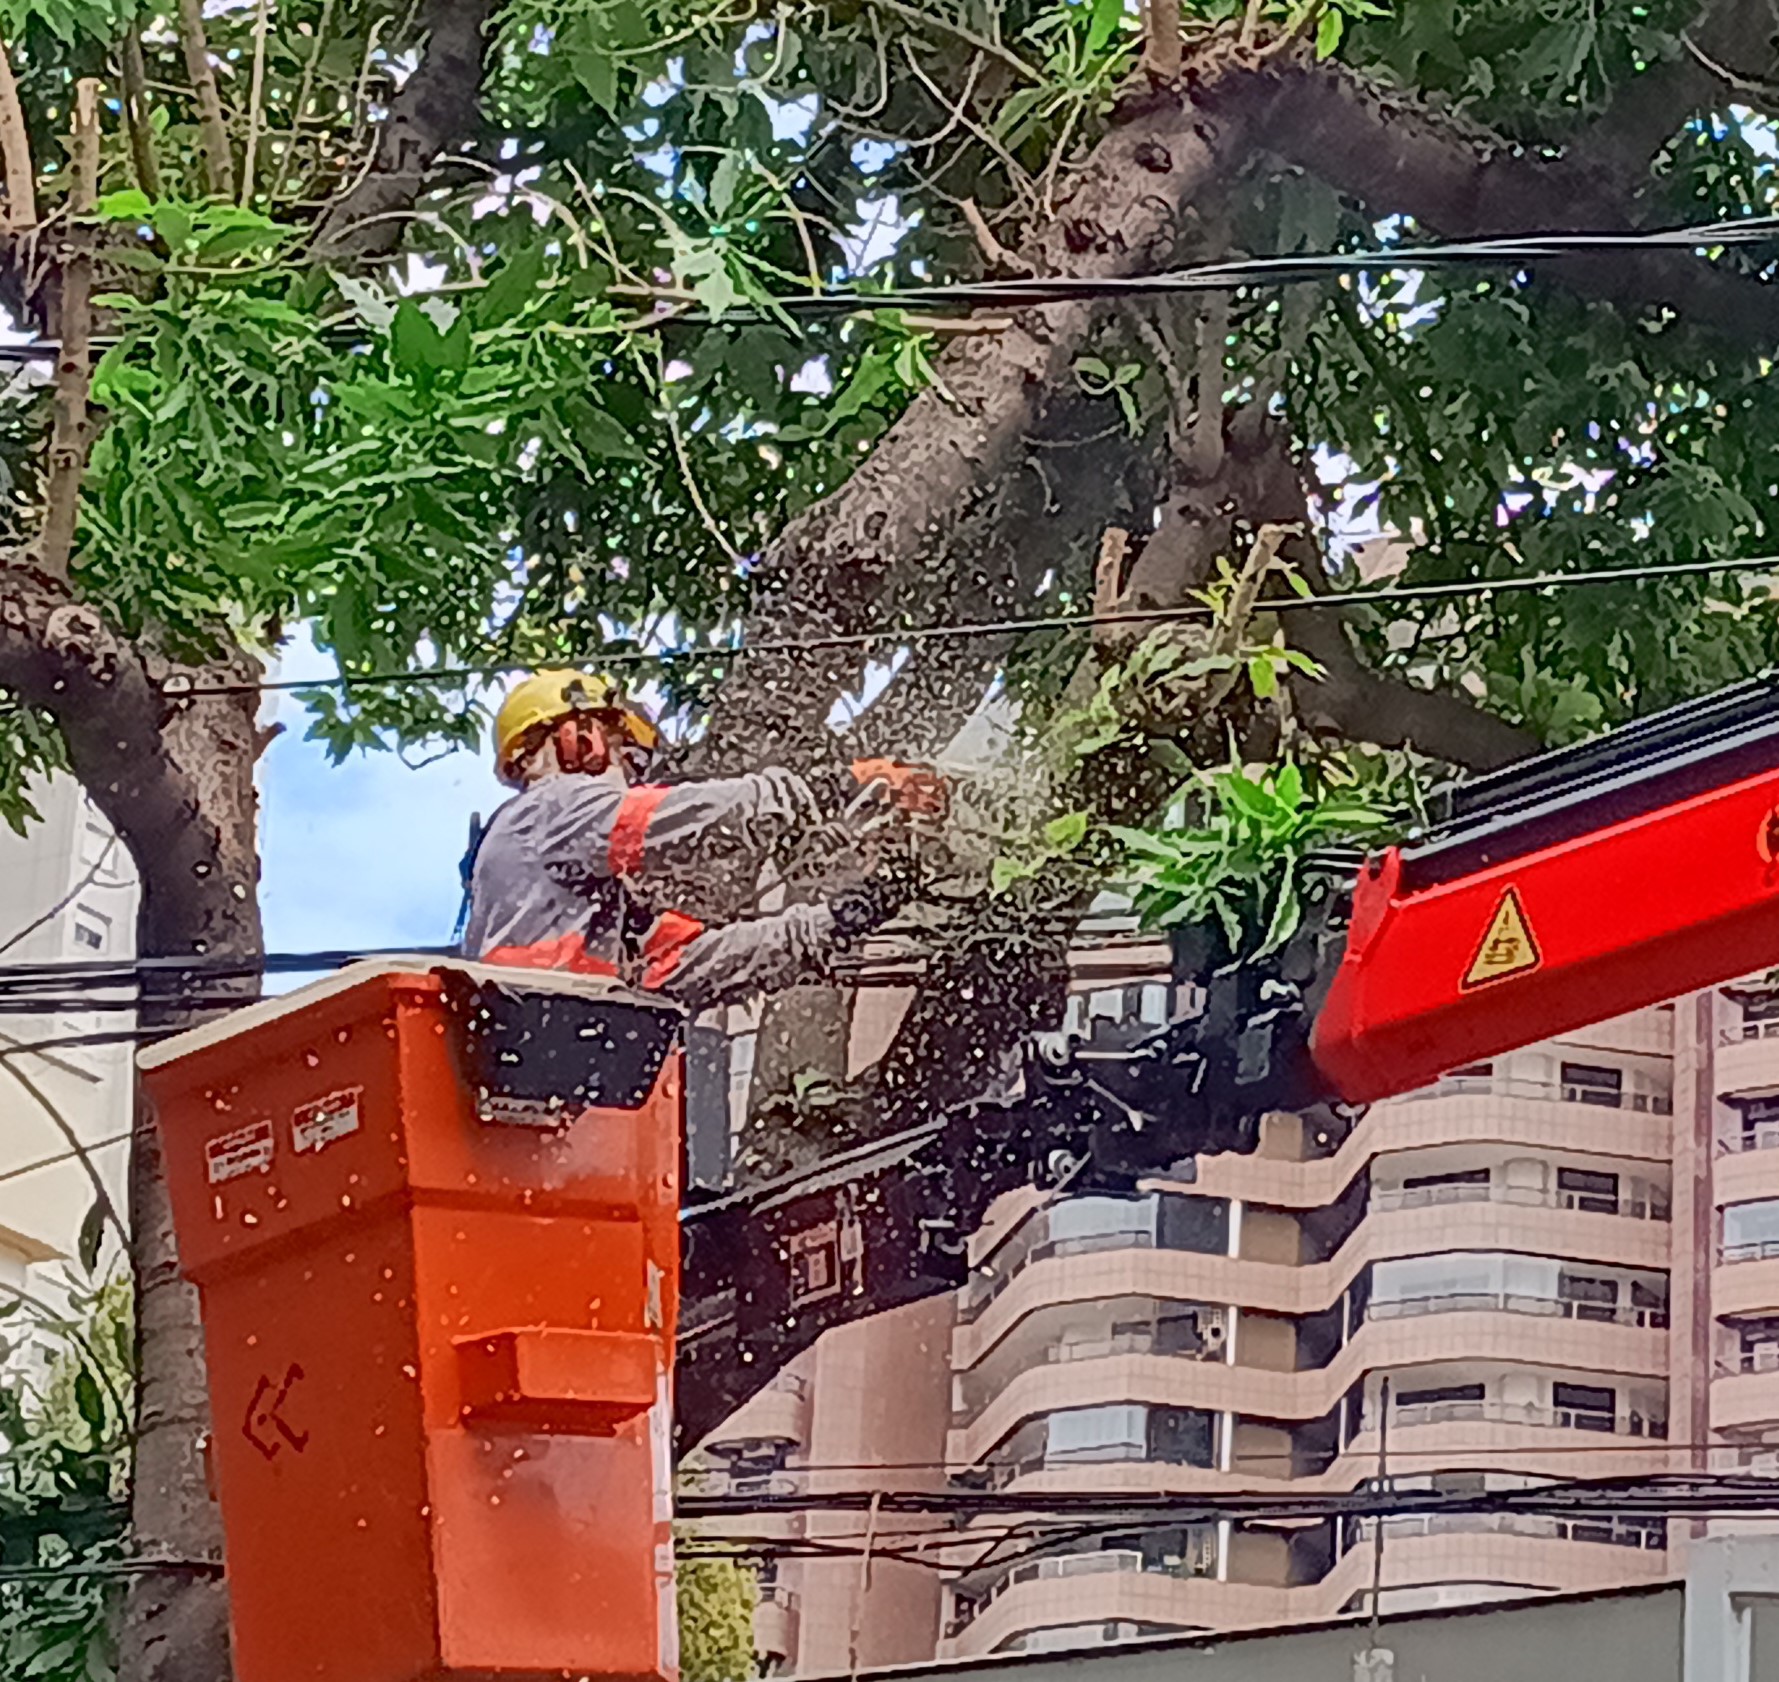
left=493, top=669, right=660, bottom=787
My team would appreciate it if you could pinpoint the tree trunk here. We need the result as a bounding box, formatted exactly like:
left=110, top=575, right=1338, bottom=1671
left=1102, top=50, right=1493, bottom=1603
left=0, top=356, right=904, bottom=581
left=120, top=683, right=265, bottom=1682
left=0, top=559, right=266, bottom=1682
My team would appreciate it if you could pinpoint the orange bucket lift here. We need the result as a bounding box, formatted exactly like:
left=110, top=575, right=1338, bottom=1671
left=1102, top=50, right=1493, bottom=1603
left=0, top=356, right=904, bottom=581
left=138, top=960, right=685, bottom=1682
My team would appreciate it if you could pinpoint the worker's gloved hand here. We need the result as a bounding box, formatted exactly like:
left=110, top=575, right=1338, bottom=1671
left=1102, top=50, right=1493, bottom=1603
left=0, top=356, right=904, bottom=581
left=850, top=757, right=948, bottom=818
left=828, top=848, right=921, bottom=940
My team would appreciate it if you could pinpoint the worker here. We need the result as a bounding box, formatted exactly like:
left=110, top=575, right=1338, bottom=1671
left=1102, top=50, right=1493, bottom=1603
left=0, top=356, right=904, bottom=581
left=462, top=669, right=941, bottom=1010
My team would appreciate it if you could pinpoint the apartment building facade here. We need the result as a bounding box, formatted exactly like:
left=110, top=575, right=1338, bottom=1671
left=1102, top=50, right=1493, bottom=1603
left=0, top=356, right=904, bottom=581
left=695, top=945, right=1779, bottom=1672
left=0, top=773, right=137, bottom=1286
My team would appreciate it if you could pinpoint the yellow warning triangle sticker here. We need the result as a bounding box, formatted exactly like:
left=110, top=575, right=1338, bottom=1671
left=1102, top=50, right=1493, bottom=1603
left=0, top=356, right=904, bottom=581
left=1461, top=887, right=1542, bottom=989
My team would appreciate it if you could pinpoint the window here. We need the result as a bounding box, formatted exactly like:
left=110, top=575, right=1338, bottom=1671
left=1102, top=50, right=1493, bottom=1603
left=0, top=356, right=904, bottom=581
left=71, top=904, right=109, bottom=952
left=1395, top=1383, right=1485, bottom=1409
left=1401, top=1168, right=1491, bottom=1190
left=1153, top=1311, right=1209, bottom=1356
left=1725, top=1200, right=1779, bottom=1257
left=1561, top=1062, right=1623, bottom=1106
left=1449, top=1062, right=1493, bottom=1078
left=1746, top=994, right=1779, bottom=1025
left=1558, top=1167, right=1620, bottom=1214
left=1558, top=1271, right=1619, bottom=1321
left=1156, top=1192, right=1229, bottom=1255
left=1049, top=1197, right=1155, bottom=1251
left=1554, top=1382, right=1617, bottom=1432
left=1146, top=1406, right=1215, bottom=1467
left=1047, top=1405, right=1147, bottom=1465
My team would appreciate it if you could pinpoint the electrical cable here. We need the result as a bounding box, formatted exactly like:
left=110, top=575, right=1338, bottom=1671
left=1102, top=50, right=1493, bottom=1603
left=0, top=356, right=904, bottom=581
left=169, top=552, right=1779, bottom=700
left=0, top=212, right=1761, bottom=365
left=711, top=214, right=1779, bottom=319
left=0, top=836, right=124, bottom=960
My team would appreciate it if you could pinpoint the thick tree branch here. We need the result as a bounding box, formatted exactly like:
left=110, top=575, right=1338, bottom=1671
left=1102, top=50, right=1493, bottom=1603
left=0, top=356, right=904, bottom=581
left=1569, top=0, right=1778, bottom=180
left=0, top=34, right=34, bottom=228
left=1290, top=616, right=1539, bottom=770
left=40, top=79, right=98, bottom=583
left=695, top=96, right=1225, bottom=773
left=1203, top=51, right=1778, bottom=348
left=176, top=0, right=235, bottom=200
left=311, top=0, right=494, bottom=260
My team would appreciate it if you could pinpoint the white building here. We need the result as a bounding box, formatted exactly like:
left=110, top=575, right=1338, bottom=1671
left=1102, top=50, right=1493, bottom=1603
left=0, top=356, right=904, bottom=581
left=0, top=774, right=138, bottom=1289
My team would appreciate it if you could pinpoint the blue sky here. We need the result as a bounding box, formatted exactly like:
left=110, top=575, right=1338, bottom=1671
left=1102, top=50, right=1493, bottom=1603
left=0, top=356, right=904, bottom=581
left=257, top=630, right=502, bottom=954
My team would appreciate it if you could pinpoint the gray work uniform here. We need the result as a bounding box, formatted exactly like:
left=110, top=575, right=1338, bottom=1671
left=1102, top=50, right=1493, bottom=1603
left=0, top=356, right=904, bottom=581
left=463, top=770, right=839, bottom=1011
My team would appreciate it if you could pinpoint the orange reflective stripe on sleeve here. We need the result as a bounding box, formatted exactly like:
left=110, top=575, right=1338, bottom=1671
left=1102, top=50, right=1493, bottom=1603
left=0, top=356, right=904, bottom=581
left=608, top=785, right=672, bottom=877
left=640, top=910, right=706, bottom=990
left=483, top=934, right=619, bottom=977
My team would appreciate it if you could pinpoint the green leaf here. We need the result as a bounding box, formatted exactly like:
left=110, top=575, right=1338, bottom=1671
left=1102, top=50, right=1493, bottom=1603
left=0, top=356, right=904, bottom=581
left=392, top=298, right=468, bottom=377
left=99, top=244, right=164, bottom=273
left=1248, top=653, right=1279, bottom=700
left=332, top=271, right=397, bottom=331
left=711, top=151, right=741, bottom=220
left=1086, top=0, right=1125, bottom=53
left=990, top=856, right=1034, bottom=894
left=1043, top=810, right=1089, bottom=853
left=93, top=187, right=152, bottom=222
left=151, top=202, right=193, bottom=252
left=1256, top=873, right=1303, bottom=958
left=73, top=1368, right=105, bottom=1435
left=76, top=1198, right=105, bottom=1274
left=478, top=245, right=544, bottom=325
left=567, top=395, right=646, bottom=461
left=1316, top=7, right=1345, bottom=57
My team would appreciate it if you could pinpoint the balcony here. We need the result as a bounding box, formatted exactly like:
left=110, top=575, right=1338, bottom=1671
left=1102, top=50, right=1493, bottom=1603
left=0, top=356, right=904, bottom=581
left=1410, top=1073, right=1671, bottom=1114
left=946, top=1545, right=1216, bottom=1640
left=1719, top=1239, right=1779, bottom=1265
left=1721, top=1021, right=1779, bottom=1046
left=1367, top=1293, right=1669, bottom=1331
left=1716, top=1023, right=1779, bottom=1099
left=1711, top=1354, right=1779, bottom=1431
left=1378, top=1399, right=1667, bottom=1438
left=1345, top=1510, right=1667, bottom=1552
left=1371, top=1182, right=1669, bottom=1221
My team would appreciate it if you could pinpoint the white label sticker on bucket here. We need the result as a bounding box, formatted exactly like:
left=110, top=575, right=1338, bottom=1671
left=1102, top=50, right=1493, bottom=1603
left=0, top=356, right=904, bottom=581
left=205, top=1119, right=275, bottom=1184
left=292, top=1087, right=362, bottom=1155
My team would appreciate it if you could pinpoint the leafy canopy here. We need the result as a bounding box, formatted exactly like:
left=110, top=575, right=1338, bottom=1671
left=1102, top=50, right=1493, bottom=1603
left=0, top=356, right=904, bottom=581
left=0, top=0, right=1771, bottom=846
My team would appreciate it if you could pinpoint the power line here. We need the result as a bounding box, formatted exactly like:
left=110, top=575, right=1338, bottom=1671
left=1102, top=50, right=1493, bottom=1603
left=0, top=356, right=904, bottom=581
left=0, top=836, right=125, bottom=960
left=727, top=214, right=1779, bottom=319
left=174, top=552, right=1779, bottom=701
left=0, top=212, right=1761, bottom=364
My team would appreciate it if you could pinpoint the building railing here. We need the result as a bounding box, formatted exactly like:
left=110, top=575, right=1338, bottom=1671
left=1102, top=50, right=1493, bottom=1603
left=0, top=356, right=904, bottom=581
left=1379, top=1399, right=1667, bottom=1437
left=1722, top=1020, right=1779, bottom=1046
left=1371, top=1182, right=1670, bottom=1220
left=1345, top=1511, right=1666, bottom=1551
left=959, top=1231, right=1162, bottom=1324
left=1725, top=1125, right=1779, bottom=1154
left=951, top=1328, right=1223, bottom=1425
left=1720, top=1239, right=1779, bottom=1264
left=1403, top=1073, right=1672, bottom=1114
left=976, top=1441, right=1216, bottom=1490
left=1367, top=1292, right=1669, bottom=1329
left=1719, top=1347, right=1779, bottom=1375
left=945, top=1542, right=1217, bottom=1637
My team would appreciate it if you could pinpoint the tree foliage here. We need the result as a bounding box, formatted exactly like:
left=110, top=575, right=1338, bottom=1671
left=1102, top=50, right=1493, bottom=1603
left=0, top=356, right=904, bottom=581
left=676, top=1555, right=759, bottom=1682
left=0, top=1271, right=132, bottom=1682
left=0, top=0, right=1773, bottom=1673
